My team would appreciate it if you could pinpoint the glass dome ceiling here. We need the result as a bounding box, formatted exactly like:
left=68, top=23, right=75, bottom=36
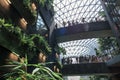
left=53, top=0, right=104, bottom=28
left=53, top=0, right=104, bottom=57
left=59, top=38, right=99, bottom=57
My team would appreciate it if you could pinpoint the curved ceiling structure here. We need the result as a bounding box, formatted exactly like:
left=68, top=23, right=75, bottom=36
left=53, top=0, right=104, bottom=57
left=59, top=38, right=99, bottom=57
left=53, top=0, right=105, bottom=28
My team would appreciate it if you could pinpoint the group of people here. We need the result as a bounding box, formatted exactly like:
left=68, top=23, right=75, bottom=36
left=55, top=17, right=105, bottom=28
left=62, top=18, right=87, bottom=27
left=62, top=54, right=112, bottom=65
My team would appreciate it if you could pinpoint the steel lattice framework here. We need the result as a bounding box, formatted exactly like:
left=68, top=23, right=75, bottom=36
left=53, top=0, right=105, bottom=28
left=59, top=38, right=98, bottom=57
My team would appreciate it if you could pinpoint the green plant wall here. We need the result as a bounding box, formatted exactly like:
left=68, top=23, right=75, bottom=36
left=0, top=18, right=51, bottom=60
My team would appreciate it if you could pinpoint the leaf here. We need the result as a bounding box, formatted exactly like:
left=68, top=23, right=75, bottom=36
left=32, top=68, right=40, bottom=75
left=3, top=23, right=13, bottom=27
left=0, top=18, right=5, bottom=25
left=43, top=67, right=63, bottom=80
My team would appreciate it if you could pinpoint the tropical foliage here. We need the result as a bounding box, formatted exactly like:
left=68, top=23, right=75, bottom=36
left=0, top=0, right=60, bottom=79
left=98, top=37, right=120, bottom=56
left=0, top=18, right=51, bottom=60
left=22, top=0, right=54, bottom=18
left=55, top=45, right=66, bottom=55
left=3, top=56, right=63, bottom=80
left=23, top=0, right=54, bottom=9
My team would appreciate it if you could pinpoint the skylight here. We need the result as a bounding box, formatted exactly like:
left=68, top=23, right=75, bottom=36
left=53, top=0, right=104, bottom=28
left=59, top=38, right=99, bottom=57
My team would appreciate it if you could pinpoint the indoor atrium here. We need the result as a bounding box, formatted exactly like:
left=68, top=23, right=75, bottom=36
left=0, top=0, right=120, bottom=80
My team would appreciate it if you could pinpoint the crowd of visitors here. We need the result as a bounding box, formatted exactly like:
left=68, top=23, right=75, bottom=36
left=62, top=54, right=112, bottom=65
left=55, top=17, right=105, bottom=28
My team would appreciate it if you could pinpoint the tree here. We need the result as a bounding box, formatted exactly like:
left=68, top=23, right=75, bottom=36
left=98, top=37, right=119, bottom=56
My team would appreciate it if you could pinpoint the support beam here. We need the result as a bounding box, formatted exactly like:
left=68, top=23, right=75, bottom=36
left=100, top=0, right=120, bottom=47
left=38, top=5, right=54, bottom=29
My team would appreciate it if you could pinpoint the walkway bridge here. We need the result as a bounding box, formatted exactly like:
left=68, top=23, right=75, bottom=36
left=55, top=21, right=113, bottom=43
left=62, top=55, right=120, bottom=76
